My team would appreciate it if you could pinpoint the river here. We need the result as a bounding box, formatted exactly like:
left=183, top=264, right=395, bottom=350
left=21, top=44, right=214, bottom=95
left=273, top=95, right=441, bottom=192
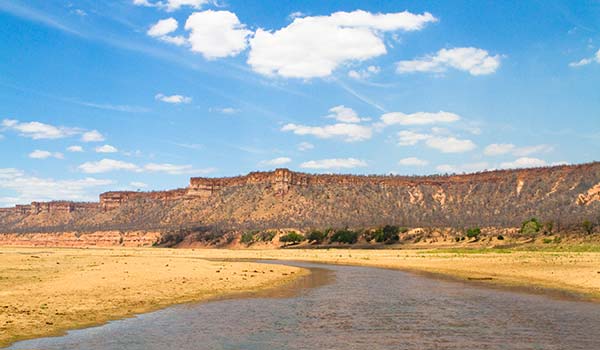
left=7, top=261, right=600, bottom=350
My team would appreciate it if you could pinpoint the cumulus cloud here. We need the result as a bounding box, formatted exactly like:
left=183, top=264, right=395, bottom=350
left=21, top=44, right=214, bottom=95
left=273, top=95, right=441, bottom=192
left=81, top=130, right=105, bottom=142
left=297, top=142, right=314, bottom=151
left=569, top=49, right=600, bottom=67
left=300, top=158, right=367, bottom=170
left=2, top=119, right=77, bottom=139
left=500, top=157, right=547, bottom=169
left=248, top=10, right=437, bottom=78
left=326, top=105, right=369, bottom=123
left=483, top=143, right=515, bottom=156
left=155, top=93, right=192, bottom=104
left=133, top=0, right=209, bottom=12
left=0, top=168, right=113, bottom=206
left=28, top=150, right=64, bottom=159
left=259, top=157, right=292, bottom=166
left=282, top=123, right=372, bottom=142
left=512, top=144, right=553, bottom=157
left=425, top=136, right=476, bottom=153
left=397, top=130, right=431, bottom=146
left=78, top=159, right=139, bottom=174
left=185, top=10, right=252, bottom=59
left=397, top=47, right=501, bottom=75
left=130, top=181, right=148, bottom=189
left=209, top=107, right=240, bottom=114
left=380, top=111, right=460, bottom=126
left=147, top=17, right=178, bottom=37
left=95, top=144, right=118, bottom=153
left=348, top=65, right=380, bottom=79
left=398, top=157, right=428, bottom=166
left=67, top=145, right=84, bottom=152
left=436, top=162, right=490, bottom=174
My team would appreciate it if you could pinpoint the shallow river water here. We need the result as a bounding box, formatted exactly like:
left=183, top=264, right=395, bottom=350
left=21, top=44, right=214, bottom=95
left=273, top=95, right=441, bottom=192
left=7, top=261, right=600, bottom=350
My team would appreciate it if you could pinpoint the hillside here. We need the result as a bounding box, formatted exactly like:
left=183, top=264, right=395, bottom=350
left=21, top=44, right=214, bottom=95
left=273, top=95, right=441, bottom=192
left=0, top=163, right=599, bottom=235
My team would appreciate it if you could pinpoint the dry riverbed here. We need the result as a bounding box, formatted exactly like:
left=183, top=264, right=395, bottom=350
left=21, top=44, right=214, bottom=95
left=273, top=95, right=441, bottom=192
left=0, top=247, right=305, bottom=347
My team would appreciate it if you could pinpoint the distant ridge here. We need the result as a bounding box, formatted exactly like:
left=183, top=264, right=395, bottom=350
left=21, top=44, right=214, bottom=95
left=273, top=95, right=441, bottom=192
left=1, top=162, right=599, bottom=233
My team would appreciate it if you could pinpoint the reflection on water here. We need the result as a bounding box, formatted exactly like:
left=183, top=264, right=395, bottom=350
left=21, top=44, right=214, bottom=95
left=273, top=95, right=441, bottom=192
left=7, top=261, right=600, bottom=350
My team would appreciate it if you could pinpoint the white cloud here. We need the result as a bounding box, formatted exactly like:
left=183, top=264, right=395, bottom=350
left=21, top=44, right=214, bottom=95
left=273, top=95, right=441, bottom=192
left=500, top=157, right=547, bottom=169
left=397, top=47, right=501, bottom=75
left=259, top=157, right=292, bottom=166
left=210, top=107, right=240, bottom=114
left=380, top=111, right=460, bottom=126
left=0, top=168, right=113, bottom=206
left=67, top=145, right=84, bottom=152
left=248, top=10, right=437, bottom=78
left=133, top=0, right=209, bottom=12
left=185, top=10, right=252, bottom=59
left=155, top=93, right=192, bottom=104
left=147, top=17, right=178, bottom=37
left=484, top=143, right=515, bottom=156
left=425, top=136, right=476, bottom=153
left=79, top=159, right=139, bottom=174
left=436, top=162, right=490, bottom=174
left=397, top=130, right=431, bottom=146
left=326, top=105, right=369, bottom=123
left=130, top=181, right=148, bottom=189
left=282, top=123, right=372, bottom=142
left=95, top=144, right=118, bottom=153
left=398, top=157, right=428, bottom=166
left=2, top=119, right=77, bottom=139
left=300, top=158, right=367, bottom=169
left=569, top=49, right=600, bottom=67
left=297, top=142, right=314, bottom=151
left=484, top=143, right=552, bottom=157
left=348, top=65, right=380, bottom=79
left=28, top=150, right=64, bottom=159
left=81, top=130, right=105, bottom=142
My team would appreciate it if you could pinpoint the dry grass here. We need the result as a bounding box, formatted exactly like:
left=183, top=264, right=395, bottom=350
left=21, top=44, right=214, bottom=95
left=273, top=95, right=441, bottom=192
left=0, top=247, right=305, bottom=347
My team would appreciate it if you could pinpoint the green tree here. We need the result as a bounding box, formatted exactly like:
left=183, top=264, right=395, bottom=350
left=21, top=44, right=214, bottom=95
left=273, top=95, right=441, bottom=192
left=280, top=232, right=305, bottom=245
left=582, top=220, right=594, bottom=235
left=329, top=228, right=359, bottom=244
left=306, top=230, right=327, bottom=243
left=240, top=232, right=255, bottom=244
left=521, top=218, right=542, bottom=236
left=466, top=227, right=481, bottom=239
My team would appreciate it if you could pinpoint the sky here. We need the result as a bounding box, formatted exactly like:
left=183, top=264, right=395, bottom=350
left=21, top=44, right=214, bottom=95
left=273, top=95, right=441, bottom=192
left=0, top=0, right=599, bottom=206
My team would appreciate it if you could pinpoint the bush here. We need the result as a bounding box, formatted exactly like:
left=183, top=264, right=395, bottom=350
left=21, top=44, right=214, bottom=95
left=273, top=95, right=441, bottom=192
left=496, top=235, right=504, bottom=240
left=521, top=218, right=542, bottom=236
left=329, top=228, right=359, bottom=244
left=543, top=238, right=553, bottom=244
left=307, top=230, right=327, bottom=243
left=280, top=232, right=305, bottom=245
left=466, top=227, right=481, bottom=239
left=257, top=231, right=276, bottom=242
left=240, top=232, right=255, bottom=245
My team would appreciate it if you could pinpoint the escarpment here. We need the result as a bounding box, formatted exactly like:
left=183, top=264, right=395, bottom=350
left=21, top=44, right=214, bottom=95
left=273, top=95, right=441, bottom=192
left=1, top=163, right=599, bottom=234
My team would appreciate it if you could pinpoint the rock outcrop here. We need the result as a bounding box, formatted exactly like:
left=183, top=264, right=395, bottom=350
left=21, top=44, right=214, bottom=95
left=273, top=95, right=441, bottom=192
left=1, top=163, right=599, bottom=235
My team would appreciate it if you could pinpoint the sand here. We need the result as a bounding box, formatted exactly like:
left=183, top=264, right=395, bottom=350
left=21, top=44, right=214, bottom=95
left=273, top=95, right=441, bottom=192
left=2, top=246, right=599, bottom=347
left=0, top=247, right=306, bottom=347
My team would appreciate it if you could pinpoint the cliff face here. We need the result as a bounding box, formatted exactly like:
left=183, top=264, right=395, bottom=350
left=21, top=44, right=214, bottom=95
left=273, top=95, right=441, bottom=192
left=1, top=163, right=599, bottom=234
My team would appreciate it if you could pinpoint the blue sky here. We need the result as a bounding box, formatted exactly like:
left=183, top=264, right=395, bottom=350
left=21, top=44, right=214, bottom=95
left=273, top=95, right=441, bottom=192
left=0, top=0, right=599, bottom=206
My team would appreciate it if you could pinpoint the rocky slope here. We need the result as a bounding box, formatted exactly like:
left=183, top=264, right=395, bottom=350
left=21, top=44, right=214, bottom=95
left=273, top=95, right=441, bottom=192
left=1, top=163, right=599, bottom=238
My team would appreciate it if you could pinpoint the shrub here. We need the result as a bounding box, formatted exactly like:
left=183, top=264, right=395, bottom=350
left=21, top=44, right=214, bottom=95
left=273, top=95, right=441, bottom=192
left=257, top=231, right=276, bottom=242
left=582, top=220, right=594, bottom=235
left=542, top=221, right=554, bottom=235
left=329, top=228, right=359, bottom=244
left=497, top=235, right=504, bottom=240
left=455, top=236, right=461, bottom=242
left=466, top=227, right=481, bottom=239
left=240, top=232, right=255, bottom=244
left=307, top=230, right=327, bottom=243
left=521, top=218, right=542, bottom=236
left=280, top=232, right=305, bottom=245
left=543, top=238, right=553, bottom=244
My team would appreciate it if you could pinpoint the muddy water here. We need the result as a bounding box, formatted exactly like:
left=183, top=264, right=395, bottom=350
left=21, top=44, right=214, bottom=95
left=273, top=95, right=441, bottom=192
left=7, top=261, right=600, bottom=350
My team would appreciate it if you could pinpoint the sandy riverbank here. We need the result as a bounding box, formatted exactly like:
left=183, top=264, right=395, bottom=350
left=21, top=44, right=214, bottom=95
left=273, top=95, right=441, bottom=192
left=0, top=247, right=306, bottom=347
left=189, top=248, right=600, bottom=301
